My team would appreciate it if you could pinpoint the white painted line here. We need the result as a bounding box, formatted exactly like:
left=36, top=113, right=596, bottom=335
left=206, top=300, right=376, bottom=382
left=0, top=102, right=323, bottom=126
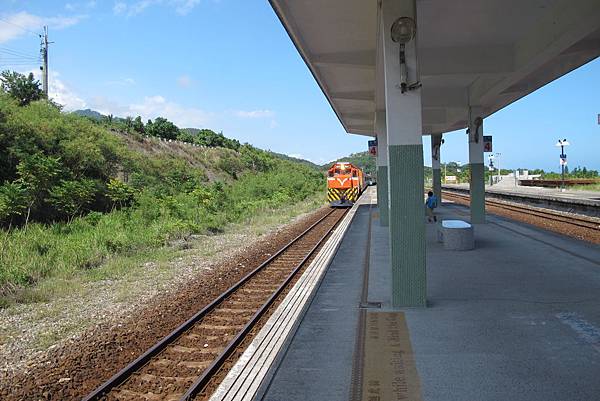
left=208, top=195, right=363, bottom=401
left=556, top=312, right=600, bottom=353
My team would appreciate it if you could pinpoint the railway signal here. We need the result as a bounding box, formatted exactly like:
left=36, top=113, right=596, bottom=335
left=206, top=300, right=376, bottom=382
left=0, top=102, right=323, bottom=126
left=555, top=139, right=570, bottom=191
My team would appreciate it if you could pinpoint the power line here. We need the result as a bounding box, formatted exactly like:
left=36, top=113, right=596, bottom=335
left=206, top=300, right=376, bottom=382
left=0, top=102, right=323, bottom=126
left=0, top=59, right=41, bottom=64
left=0, top=46, right=39, bottom=59
left=0, top=59, right=41, bottom=66
left=0, top=61, right=40, bottom=65
left=0, top=54, right=40, bottom=60
left=0, top=61, right=42, bottom=65
left=0, top=17, right=39, bottom=37
left=0, top=63, right=40, bottom=69
left=0, top=53, right=41, bottom=61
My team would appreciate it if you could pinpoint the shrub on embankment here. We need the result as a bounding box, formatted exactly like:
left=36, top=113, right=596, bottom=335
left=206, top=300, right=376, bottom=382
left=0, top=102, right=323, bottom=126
left=0, top=94, right=324, bottom=306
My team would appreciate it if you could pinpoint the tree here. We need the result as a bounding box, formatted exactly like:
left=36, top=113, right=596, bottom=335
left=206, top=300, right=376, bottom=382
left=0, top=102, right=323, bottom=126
left=47, top=179, right=96, bottom=221
left=16, top=154, right=63, bottom=226
left=132, top=116, right=145, bottom=133
left=0, top=71, right=44, bottom=106
left=195, top=129, right=223, bottom=147
left=124, top=116, right=133, bottom=131
left=106, top=178, right=136, bottom=209
left=177, top=130, right=195, bottom=143
left=146, top=117, right=179, bottom=140
left=0, top=182, right=29, bottom=224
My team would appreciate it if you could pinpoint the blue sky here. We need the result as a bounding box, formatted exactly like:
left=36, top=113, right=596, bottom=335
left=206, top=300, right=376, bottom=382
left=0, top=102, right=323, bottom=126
left=1, top=1, right=598, bottom=171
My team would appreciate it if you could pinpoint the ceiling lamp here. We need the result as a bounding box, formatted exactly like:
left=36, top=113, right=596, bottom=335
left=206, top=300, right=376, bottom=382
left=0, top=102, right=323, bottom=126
left=391, top=17, right=416, bottom=44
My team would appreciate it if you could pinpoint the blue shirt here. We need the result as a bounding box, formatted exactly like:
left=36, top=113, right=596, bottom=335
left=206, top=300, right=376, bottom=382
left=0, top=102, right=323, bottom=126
left=426, top=195, right=438, bottom=209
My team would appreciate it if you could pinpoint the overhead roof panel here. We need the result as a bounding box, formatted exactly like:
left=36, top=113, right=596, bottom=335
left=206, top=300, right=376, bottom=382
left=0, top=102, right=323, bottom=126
left=270, top=0, right=600, bottom=136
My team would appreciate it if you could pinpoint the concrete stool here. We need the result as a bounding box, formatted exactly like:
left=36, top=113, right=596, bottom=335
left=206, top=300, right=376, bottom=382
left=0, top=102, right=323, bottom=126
left=438, top=220, right=474, bottom=250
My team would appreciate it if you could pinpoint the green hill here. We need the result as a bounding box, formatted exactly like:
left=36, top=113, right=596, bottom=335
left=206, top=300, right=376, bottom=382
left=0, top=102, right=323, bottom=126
left=322, top=151, right=376, bottom=176
left=324, top=151, right=434, bottom=183
left=0, top=94, right=324, bottom=305
left=269, top=151, right=321, bottom=169
left=72, top=108, right=105, bottom=120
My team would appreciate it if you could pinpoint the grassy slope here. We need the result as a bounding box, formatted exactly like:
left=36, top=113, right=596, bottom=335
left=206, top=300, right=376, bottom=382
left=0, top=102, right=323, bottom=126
left=0, top=97, right=325, bottom=306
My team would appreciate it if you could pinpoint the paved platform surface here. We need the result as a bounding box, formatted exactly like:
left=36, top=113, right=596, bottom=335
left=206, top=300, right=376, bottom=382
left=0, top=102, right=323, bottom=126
left=254, top=196, right=600, bottom=401
left=444, top=183, right=600, bottom=204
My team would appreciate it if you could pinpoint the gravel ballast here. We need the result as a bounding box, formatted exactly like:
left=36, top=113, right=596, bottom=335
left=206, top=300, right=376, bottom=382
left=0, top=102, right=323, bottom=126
left=0, top=205, right=330, bottom=401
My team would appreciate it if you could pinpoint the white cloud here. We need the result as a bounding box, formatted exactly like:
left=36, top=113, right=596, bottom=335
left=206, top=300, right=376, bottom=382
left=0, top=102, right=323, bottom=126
left=235, top=109, right=275, bottom=119
left=13, top=68, right=207, bottom=124
left=26, top=69, right=86, bottom=111
left=173, top=0, right=201, bottom=15
left=0, top=12, right=85, bottom=43
left=65, top=1, right=96, bottom=11
left=269, top=120, right=279, bottom=129
left=130, top=95, right=213, bottom=127
left=113, top=2, right=128, bottom=14
left=113, top=0, right=203, bottom=17
left=177, top=74, right=192, bottom=88
left=87, top=96, right=125, bottom=116
left=113, top=0, right=153, bottom=16
left=105, top=77, right=136, bottom=86
left=15, top=67, right=211, bottom=126
left=50, top=75, right=86, bottom=111
left=89, top=94, right=213, bottom=128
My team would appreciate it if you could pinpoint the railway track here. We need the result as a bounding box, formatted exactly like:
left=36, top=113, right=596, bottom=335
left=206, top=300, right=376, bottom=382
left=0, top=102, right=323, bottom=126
left=442, top=190, right=600, bottom=231
left=83, top=207, right=347, bottom=401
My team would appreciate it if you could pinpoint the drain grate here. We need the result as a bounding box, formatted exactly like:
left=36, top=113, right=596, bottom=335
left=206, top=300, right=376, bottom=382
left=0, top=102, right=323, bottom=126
left=360, top=301, right=382, bottom=309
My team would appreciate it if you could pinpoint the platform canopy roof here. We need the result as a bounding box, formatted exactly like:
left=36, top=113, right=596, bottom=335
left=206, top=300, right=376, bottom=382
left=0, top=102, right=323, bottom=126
left=269, top=0, right=600, bottom=136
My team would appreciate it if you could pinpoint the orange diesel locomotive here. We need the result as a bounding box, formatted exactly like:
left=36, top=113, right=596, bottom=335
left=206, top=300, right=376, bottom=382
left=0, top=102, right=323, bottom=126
left=327, top=162, right=366, bottom=207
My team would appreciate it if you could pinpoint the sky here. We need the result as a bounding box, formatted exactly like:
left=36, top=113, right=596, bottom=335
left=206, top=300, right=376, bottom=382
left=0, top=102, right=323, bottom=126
left=0, top=1, right=598, bottom=171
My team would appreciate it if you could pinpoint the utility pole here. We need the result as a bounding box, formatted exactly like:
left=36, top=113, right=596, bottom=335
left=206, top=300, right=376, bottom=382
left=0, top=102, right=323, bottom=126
left=39, top=26, right=51, bottom=97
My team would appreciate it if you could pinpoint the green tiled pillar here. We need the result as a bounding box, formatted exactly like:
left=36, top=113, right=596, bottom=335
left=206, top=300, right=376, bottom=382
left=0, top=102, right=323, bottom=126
left=382, top=0, right=426, bottom=307
left=377, top=166, right=389, bottom=226
left=432, top=168, right=442, bottom=202
left=468, top=108, right=486, bottom=224
left=470, top=163, right=485, bottom=223
left=375, top=111, right=389, bottom=227
left=388, top=145, right=426, bottom=307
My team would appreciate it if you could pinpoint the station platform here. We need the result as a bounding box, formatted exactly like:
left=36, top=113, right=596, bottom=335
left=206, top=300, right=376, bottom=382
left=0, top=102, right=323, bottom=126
left=443, top=183, right=600, bottom=217
left=443, top=183, right=600, bottom=205
left=213, top=188, right=600, bottom=401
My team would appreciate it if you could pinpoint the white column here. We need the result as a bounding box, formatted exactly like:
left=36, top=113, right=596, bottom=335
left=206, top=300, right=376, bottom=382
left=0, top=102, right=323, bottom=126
left=382, top=0, right=426, bottom=307
left=375, top=110, right=389, bottom=226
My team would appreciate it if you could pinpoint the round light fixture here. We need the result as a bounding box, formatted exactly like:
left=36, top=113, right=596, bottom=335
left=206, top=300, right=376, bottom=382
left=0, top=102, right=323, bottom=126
left=391, top=17, right=416, bottom=44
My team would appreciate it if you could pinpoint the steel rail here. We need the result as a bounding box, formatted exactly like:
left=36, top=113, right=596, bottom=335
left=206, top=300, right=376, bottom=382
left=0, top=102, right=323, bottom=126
left=180, top=208, right=347, bottom=400
left=82, top=208, right=340, bottom=401
left=442, top=191, right=600, bottom=231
